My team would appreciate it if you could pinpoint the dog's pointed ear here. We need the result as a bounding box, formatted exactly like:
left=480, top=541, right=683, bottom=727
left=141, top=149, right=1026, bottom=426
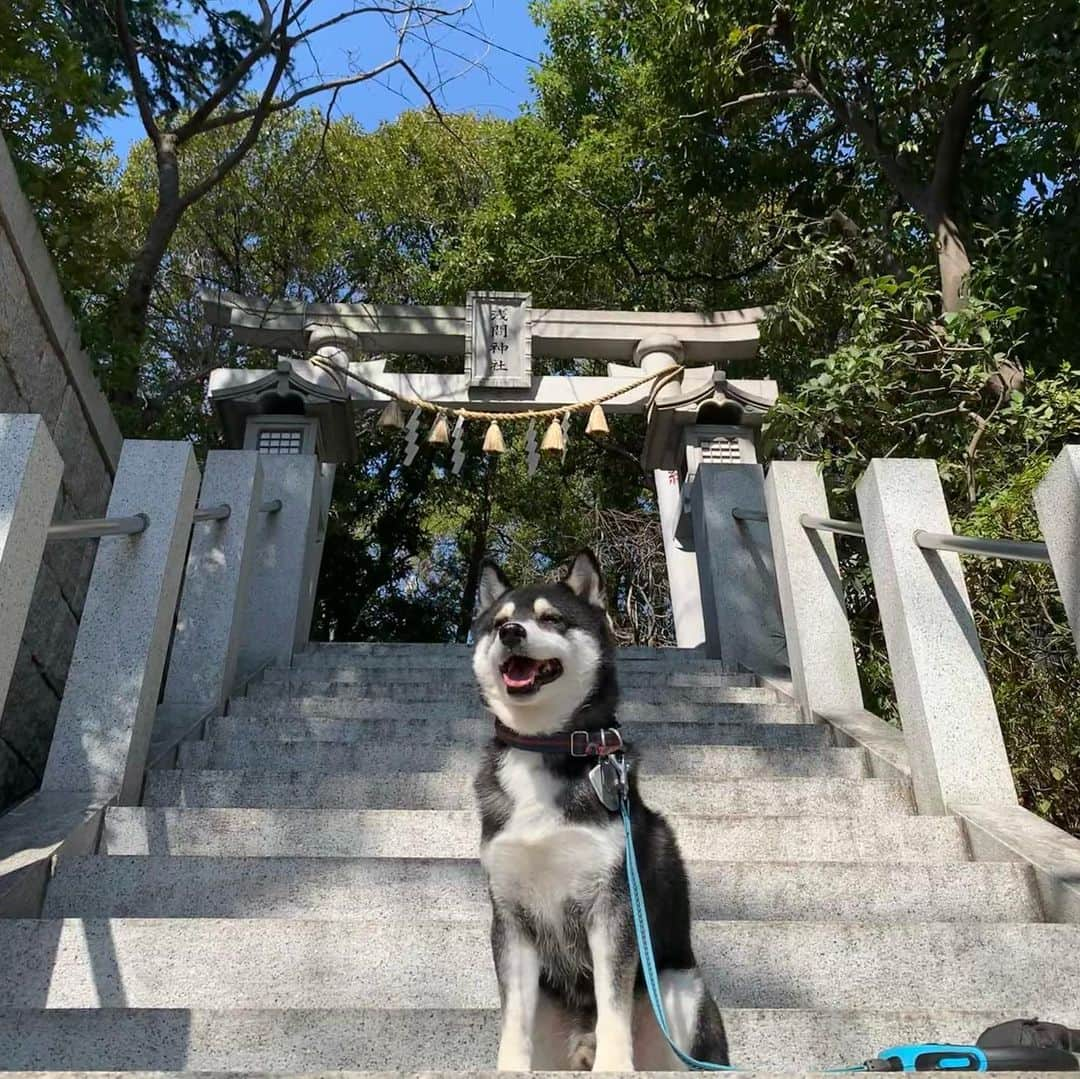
left=478, top=559, right=512, bottom=612
left=564, top=549, right=606, bottom=608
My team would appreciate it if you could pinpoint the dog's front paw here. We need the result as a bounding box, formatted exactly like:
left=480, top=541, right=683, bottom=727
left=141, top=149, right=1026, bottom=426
left=496, top=1046, right=532, bottom=1072
left=568, top=1031, right=596, bottom=1071
left=591, top=1044, right=635, bottom=1072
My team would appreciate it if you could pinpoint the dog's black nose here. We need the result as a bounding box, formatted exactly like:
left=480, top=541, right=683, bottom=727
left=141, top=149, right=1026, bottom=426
left=499, top=621, right=527, bottom=646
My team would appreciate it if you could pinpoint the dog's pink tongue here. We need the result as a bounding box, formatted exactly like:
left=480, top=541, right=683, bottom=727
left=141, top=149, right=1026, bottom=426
left=502, top=656, right=539, bottom=688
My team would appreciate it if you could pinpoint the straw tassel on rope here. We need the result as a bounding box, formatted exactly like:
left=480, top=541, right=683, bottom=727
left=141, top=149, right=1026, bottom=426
left=428, top=412, right=450, bottom=445
left=377, top=399, right=404, bottom=430
left=540, top=415, right=566, bottom=456
left=482, top=420, right=506, bottom=454
left=586, top=403, right=609, bottom=437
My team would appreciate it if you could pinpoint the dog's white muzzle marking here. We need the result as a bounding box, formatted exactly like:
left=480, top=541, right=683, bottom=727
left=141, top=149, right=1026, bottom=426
left=473, top=622, right=601, bottom=734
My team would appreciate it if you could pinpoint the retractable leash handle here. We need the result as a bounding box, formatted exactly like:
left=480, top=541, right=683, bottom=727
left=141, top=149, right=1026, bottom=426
left=869, top=1045, right=988, bottom=1071
left=869, top=1044, right=1080, bottom=1073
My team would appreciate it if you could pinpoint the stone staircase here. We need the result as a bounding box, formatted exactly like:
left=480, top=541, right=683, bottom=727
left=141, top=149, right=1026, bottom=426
left=2, top=642, right=1078, bottom=1073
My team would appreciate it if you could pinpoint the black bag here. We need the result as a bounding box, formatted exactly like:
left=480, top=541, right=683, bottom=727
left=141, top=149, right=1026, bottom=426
left=978, top=1019, right=1080, bottom=1053
left=976, top=1019, right=1080, bottom=1071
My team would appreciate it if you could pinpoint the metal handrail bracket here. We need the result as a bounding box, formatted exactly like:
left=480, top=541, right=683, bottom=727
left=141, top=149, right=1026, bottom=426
left=193, top=503, right=231, bottom=523
left=731, top=507, right=768, bottom=523
left=260, top=499, right=283, bottom=513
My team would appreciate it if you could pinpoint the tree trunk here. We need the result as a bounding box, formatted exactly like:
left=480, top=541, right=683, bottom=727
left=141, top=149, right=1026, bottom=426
left=455, top=464, right=494, bottom=642
left=120, top=205, right=181, bottom=344
left=931, top=210, right=972, bottom=313
left=111, top=137, right=184, bottom=411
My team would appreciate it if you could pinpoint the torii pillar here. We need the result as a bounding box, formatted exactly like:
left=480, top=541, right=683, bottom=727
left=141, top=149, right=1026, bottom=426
left=635, top=334, right=707, bottom=648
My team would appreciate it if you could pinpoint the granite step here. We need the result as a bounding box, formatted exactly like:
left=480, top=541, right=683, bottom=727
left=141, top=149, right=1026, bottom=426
left=198, top=715, right=830, bottom=749
left=226, top=696, right=802, bottom=724
left=44, top=856, right=1042, bottom=924
left=263, top=665, right=762, bottom=688
left=299, top=642, right=718, bottom=662
left=290, top=651, right=739, bottom=673
left=141, top=769, right=910, bottom=815
left=1, top=919, right=1076, bottom=1011
left=244, top=679, right=780, bottom=706
left=150, top=763, right=874, bottom=809
left=171, top=738, right=857, bottom=777
left=6, top=1007, right=1074, bottom=1072
left=103, top=807, right=971, bottom=861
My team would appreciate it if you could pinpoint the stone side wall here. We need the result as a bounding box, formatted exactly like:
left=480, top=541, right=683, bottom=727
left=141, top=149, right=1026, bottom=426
left=0, top=133, right=122, bottom=810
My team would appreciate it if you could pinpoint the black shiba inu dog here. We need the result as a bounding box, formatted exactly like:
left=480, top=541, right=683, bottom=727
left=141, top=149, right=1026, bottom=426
left=471, top=550, right=728, bottom=1071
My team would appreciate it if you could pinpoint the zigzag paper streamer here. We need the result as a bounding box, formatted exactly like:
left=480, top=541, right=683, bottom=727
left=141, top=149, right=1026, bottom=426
left=525, top=419, right=539, bottom=476
left=451, top=415, right=466, bottom=475
left=403, top=408, right=422, bottom=466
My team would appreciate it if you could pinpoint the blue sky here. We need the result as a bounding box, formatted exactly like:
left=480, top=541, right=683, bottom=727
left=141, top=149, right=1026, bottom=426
left=101, top=1, right=547, bottom=158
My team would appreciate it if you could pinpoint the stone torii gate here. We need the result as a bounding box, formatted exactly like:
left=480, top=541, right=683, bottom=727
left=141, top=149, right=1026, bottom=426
left=204, top=289, right=784, bottom=660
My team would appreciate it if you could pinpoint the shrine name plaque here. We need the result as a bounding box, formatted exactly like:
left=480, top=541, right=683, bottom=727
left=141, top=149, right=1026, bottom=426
left=465, top=291, right=532, bottom=389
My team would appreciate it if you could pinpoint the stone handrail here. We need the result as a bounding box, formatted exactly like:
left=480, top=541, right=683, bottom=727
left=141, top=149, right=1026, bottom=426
left=0, top=413, right=324, bottom=913
left=759, top=450, right=1080, bottom=922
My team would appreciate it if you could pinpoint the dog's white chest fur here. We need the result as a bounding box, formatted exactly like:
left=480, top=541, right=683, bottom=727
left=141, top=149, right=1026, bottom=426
left=480, top=750, right=624, bottom=923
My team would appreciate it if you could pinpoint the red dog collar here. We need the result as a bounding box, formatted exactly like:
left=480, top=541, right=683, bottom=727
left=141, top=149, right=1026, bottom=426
left=493, top=719, right=624, bottom=757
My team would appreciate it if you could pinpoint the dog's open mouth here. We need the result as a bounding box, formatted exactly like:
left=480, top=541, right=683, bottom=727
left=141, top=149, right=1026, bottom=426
left=500, top=655, right=563, bottom=695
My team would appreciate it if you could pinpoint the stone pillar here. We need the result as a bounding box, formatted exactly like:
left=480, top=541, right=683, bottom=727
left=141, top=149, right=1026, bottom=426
left=296, top=460, right=335, bottom=644
left=765, top=461, right=862, bottom=720
left=162, top=451, right=264, bottom=717
left=635, top=335, right=705, bottom=646
left=634, top=333, right=684, bottom=402
left=308, top=324, right=357, bottom=378
left=238, top=422, right=324, bottom=674
left=690, top=462, right=787, bottom=672
left=1034, top=446, right=1080, bottom=658
left=0, top=415, right=63, bottom=712
left=42, top=440, right=199, bottom=804
left=856, top=459, right=1017, bottom=814
left=654, top=468, right=706, bottom=648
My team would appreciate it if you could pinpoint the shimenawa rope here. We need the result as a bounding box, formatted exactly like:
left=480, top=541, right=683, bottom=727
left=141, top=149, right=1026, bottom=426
left=308, top=356, right=684, bottom=424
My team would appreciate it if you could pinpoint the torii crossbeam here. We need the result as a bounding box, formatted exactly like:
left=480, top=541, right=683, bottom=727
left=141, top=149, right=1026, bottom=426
left=203, top=289, right=776, bottom=468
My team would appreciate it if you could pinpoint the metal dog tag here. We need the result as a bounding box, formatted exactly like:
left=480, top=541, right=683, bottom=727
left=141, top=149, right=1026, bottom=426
left=589, top=759, right=621, bottom=811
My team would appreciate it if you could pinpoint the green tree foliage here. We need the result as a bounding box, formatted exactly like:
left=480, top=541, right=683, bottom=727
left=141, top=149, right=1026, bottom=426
left=113, top=108, right=663, bottom=642
left=528, top=0, right=1080, bottom=832
left=50, top=1, right=487, bottom=419
left=534, top=0, right=1080, bottom=311
left=0, top=0, right=128, bottom=311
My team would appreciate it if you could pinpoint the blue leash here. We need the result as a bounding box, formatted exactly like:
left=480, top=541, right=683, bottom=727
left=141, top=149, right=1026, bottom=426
left=618, top=780, right=866, bottom=1073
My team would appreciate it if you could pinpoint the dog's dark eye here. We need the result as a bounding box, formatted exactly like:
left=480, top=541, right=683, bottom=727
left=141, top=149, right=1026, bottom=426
left=539, top=613, right=563, bottom=626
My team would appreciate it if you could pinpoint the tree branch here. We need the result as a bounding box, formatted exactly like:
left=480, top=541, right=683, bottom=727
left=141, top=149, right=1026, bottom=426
left=767, top=7, right=927, bottom=210
left=290, top=3, right=467, bottom=44
left=194, top=57, right=400, bottom=135
left=929, top=70, right=990, bottom=208
left=174, top=39, right=275, bottom=144
left=113, top=0, right=161, bottom=146
left=177, top=24, right=293, bottom=211
left=585, top=432, right=649, bottom=480
left=718, top=87, right=814, bottom=111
